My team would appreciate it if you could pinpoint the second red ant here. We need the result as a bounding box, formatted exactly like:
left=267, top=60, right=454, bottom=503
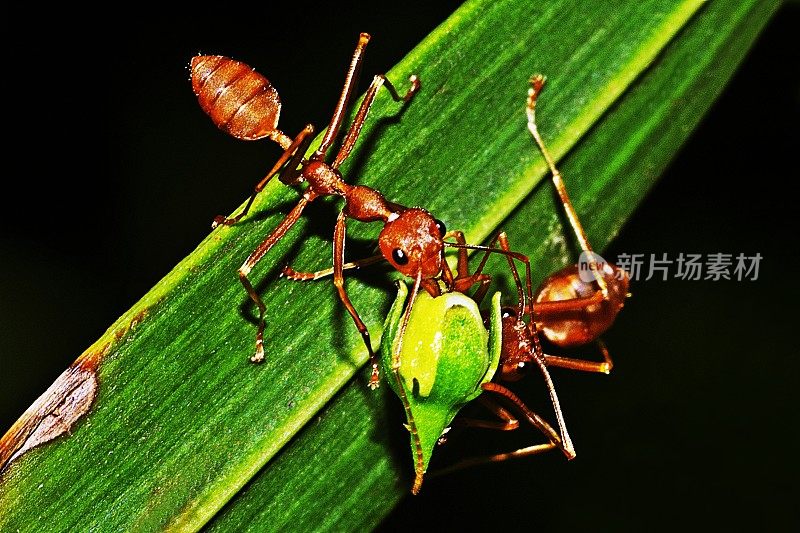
left=435, top=75, right=630, bottom=474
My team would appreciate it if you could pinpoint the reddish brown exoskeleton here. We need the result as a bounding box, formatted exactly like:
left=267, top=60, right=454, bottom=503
left=191, top=34, right=520, bottom=390
left=436, top=76, right=630, bottom=469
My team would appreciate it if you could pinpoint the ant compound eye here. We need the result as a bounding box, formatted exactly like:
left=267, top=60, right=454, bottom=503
left=392, top=248, right=409, bottom=265
left=434, top=219, right=447, bottom=238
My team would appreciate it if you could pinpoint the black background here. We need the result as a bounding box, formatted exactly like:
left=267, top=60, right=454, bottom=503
left=1, top=3, right=798, bottom=531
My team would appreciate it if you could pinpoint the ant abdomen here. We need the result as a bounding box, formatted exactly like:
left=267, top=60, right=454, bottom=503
left=190, top=55, right=281, bottom=141
left=534, top=263, right=629, bottom=347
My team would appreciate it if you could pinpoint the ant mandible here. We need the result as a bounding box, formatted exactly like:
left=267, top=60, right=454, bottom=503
left=191, top=34, right=512, bottom=389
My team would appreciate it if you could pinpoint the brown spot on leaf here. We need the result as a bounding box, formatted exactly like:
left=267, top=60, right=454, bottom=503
left=0, top=359, right=99, bottom=473
left=0, top=306, right=150, bottom=474
left=74, top=342, right=109, bottom=371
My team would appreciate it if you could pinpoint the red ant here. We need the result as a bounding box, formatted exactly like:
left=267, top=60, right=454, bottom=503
left=190, top=33, right=526, bottom=390
left=433, top=76, right=630, bottom=473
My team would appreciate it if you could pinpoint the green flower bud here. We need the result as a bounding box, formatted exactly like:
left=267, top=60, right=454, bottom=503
left=380, top=282, right=502, bottom=492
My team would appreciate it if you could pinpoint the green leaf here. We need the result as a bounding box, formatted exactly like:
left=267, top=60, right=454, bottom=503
left=0, top=0, right=778, bottom=531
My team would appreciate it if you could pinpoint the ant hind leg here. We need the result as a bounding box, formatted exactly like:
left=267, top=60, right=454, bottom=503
left=213, top=125, right=315, bottom=228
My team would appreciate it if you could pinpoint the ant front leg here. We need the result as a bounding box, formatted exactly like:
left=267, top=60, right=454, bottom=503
left=448, top=231, right=493, bottom=304
left=238, top=194, right=315, bottom=363
left=331, top=212, right=381, bottom=389
left=213, top=125, right=316, bottom=228
left=282, top=254, right=385, bottom=281
left=489, top=232, right=534, bottom=317
left=448, top=231, right=532, bottom=315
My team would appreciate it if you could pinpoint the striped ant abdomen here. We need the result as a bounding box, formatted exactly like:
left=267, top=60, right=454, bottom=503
left=190, top=55, right=281, bottom=141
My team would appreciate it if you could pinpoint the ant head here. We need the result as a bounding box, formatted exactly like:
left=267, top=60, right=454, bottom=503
left=379, top=208, right=446, bottom=279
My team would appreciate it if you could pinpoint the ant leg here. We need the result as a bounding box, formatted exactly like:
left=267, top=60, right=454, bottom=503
left=529, top=290, right=611, bottom=334
left=492, top=232, right=530, bottom=316
left=447, top=230, right=493, bottom=304
left=544, top=339, right=613, bottom=374
left=449, top=396, right=520, bottom=431
left=526, top=75, right=608, bottom=297
left=533, top=293, right=615, bottom=373
left=430, top=387, right=565, bottom=479
left=429, top=441, right=557, bottom=480
left=532, top=291, right=605, bottom=315
left=332, top=72, right=419, bottom=169
left=239, top=194, right=316, bottom=363
left=476, top=385, right=559, bottom=446
left=332, top=212, right=381, bottom=389
left=276, top=124, right=316, bottom=186
left=445, top=231, right=530, bottom=308
left=517, top=348, right=577, bottom=459
left=213, top=125, right=315, bottom=228
left=314, top=33, right=371, bottom=159
left=482, top=382, right=574, bottom=459
left=282, top=254, right=384, bottom=281
left=447, top=235, right=533, bottom=317
left=446, top=231, right=471, bottom=279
